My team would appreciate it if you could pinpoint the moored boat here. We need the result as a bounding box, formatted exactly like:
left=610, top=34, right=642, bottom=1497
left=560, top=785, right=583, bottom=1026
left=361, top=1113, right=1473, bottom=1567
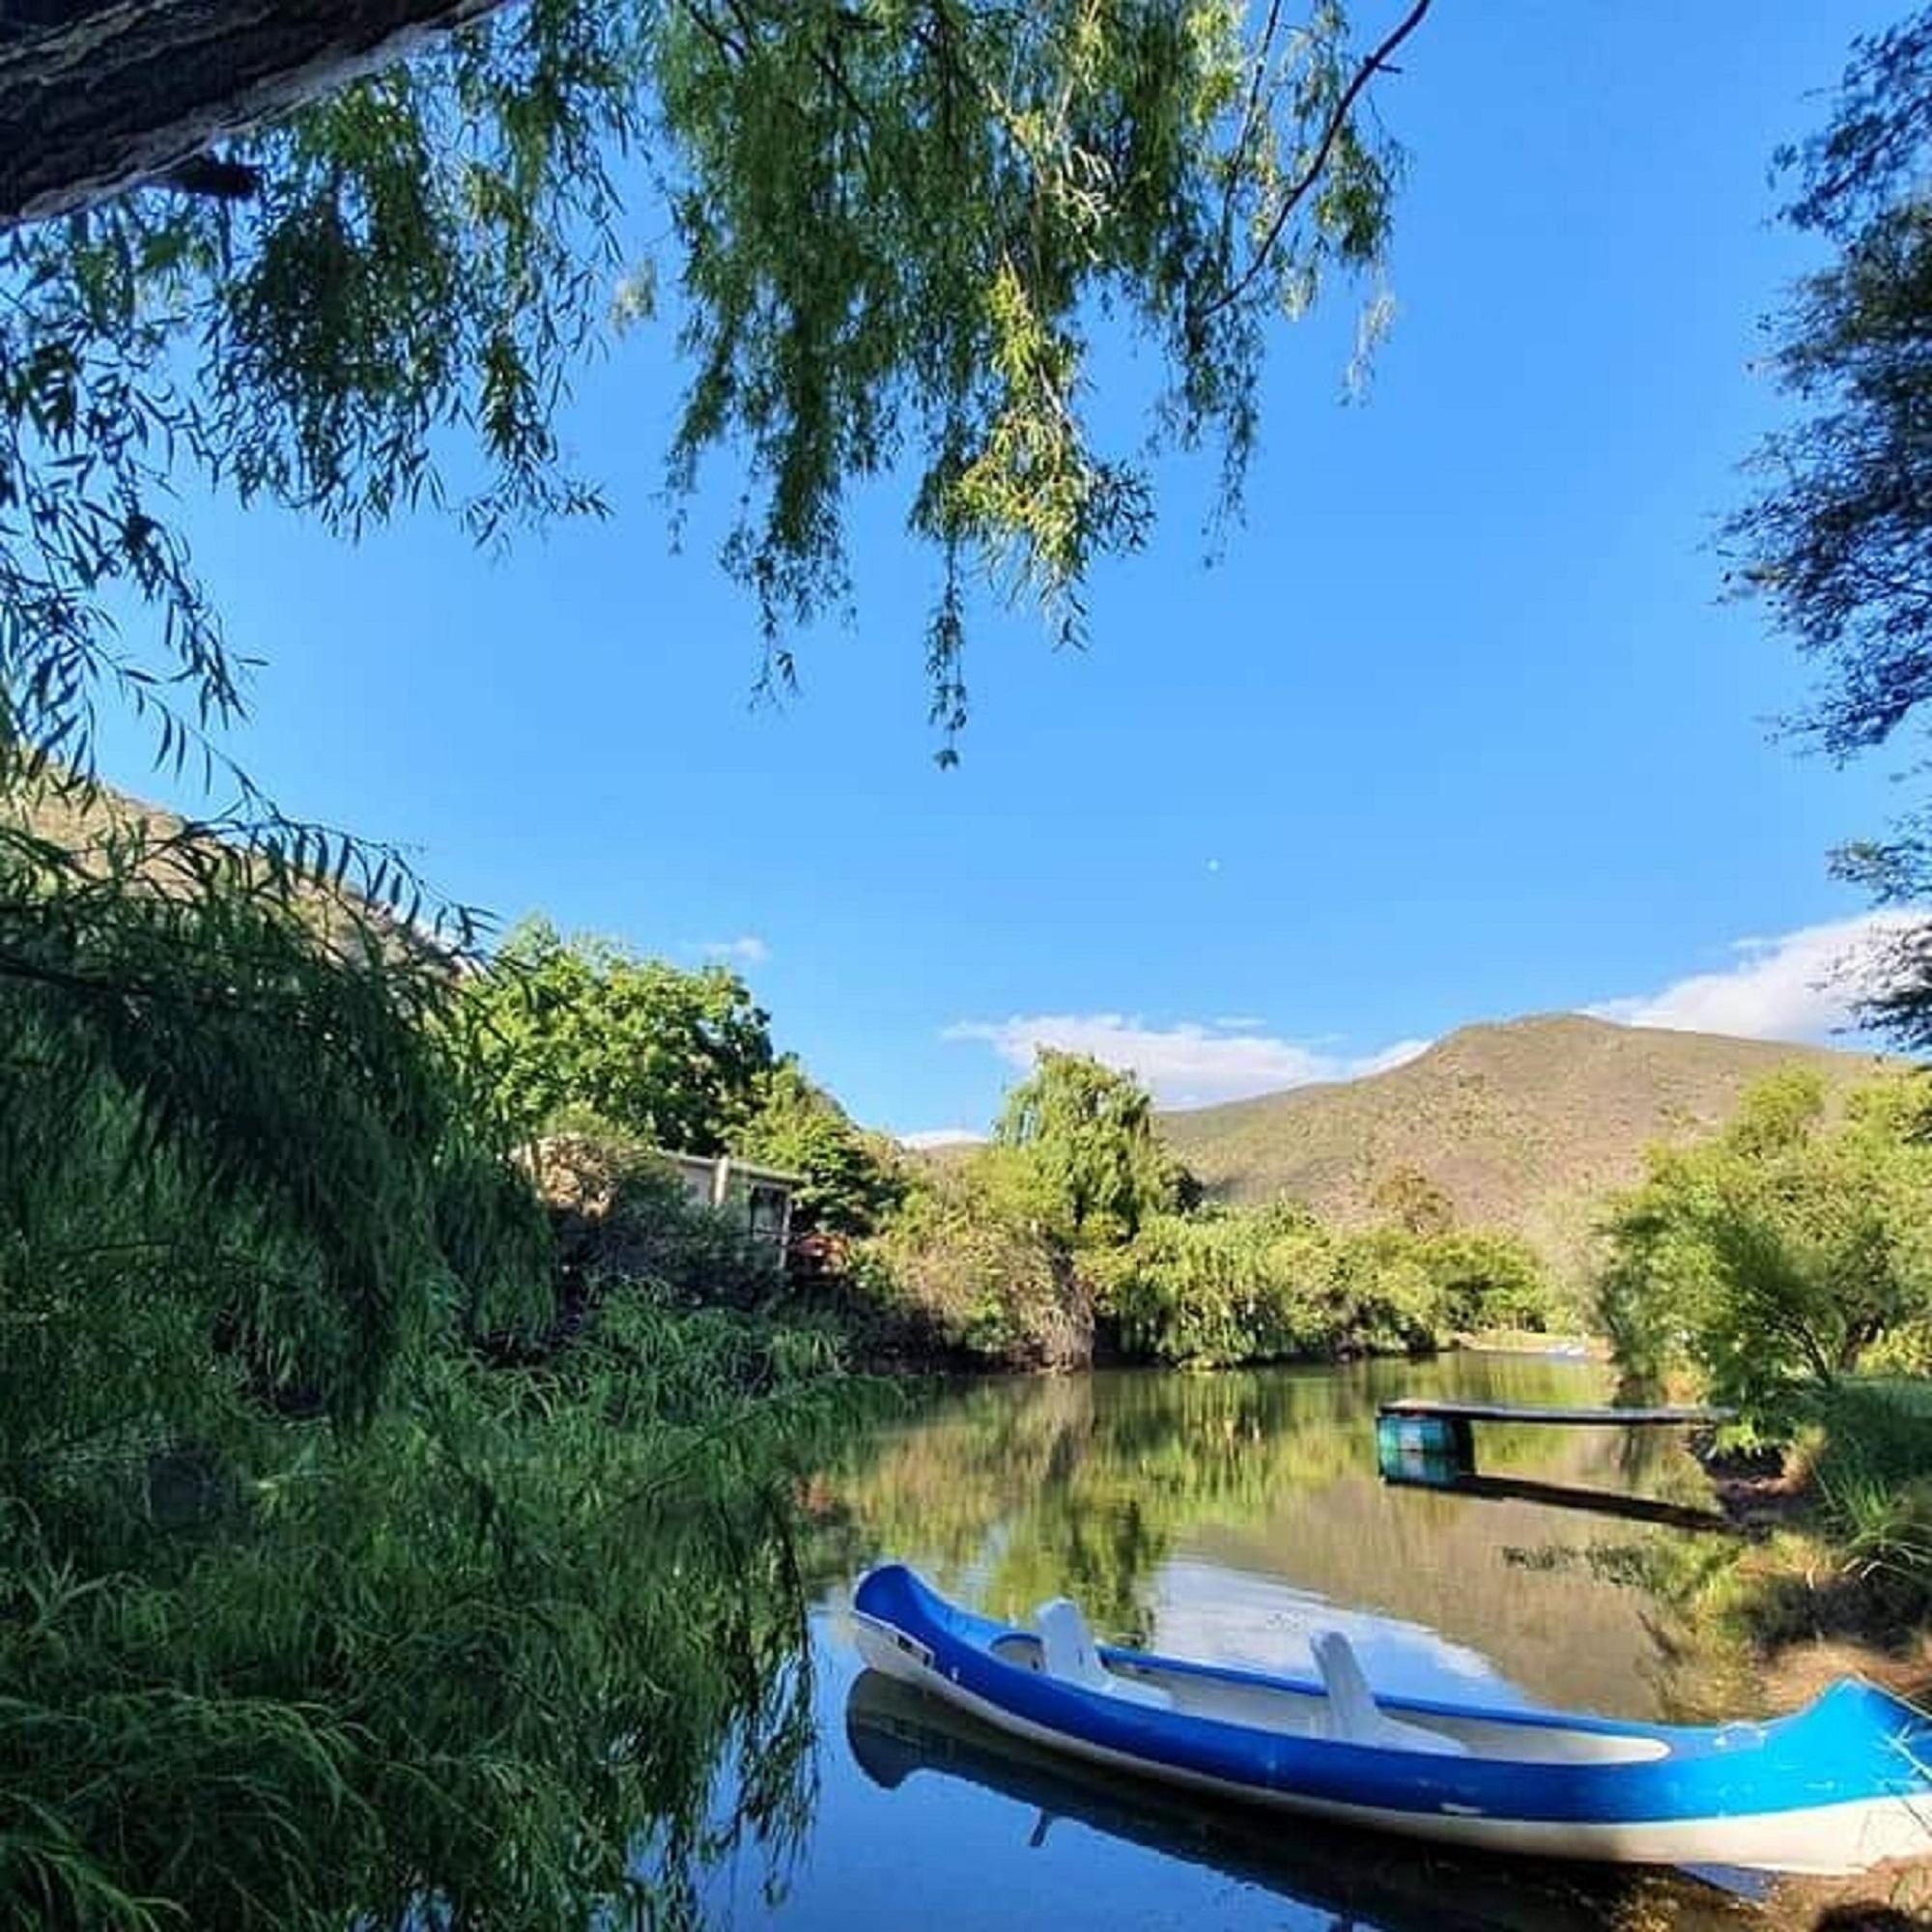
left=852, top=1562, right=1932, bottom=1874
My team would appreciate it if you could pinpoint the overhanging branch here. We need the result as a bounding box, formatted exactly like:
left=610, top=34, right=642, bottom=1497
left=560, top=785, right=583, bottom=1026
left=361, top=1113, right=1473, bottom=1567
left=1190, top=0, right=1433, bottom=336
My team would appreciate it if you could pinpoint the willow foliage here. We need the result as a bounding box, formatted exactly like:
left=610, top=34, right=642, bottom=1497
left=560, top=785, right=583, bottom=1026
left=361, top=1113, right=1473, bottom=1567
left=1095, top=1207, right=1532, bottom=1368
left=994, top=1048, right=1184, bottom=1241
left=3, top=1, right=1425, bottom=765
left=1, top=1319, right=838, bottom=1931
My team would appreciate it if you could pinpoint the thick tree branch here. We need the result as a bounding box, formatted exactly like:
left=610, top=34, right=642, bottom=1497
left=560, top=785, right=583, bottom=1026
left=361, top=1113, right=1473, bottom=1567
left=0, top=0, right=516, bottom=229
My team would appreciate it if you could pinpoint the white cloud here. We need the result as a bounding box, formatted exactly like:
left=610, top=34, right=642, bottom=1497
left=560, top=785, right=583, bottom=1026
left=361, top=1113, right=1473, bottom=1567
left=698, top=935, right=770, bottom=966
left=942, top=1013, right=1434, bottom=1110
left=1587, top=910, right=1920, bottom=1042
left=898, top=1127, right=990, bottom=1151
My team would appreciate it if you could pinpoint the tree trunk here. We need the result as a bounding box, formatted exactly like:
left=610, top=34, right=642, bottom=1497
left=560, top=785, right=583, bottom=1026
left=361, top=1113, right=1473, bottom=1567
left=0, top=0, right=516, bottom=229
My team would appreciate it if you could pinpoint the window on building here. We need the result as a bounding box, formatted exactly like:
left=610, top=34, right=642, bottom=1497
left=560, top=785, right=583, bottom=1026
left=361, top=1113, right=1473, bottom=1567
left=747, top=1182, right=789, bottom=1249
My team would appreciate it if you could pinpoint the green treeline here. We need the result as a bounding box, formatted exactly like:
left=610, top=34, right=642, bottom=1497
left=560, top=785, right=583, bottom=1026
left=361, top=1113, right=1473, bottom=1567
left=853, top=1050, right=1564, bottom=1371
left=463, top=938, right=1569, bottom=1373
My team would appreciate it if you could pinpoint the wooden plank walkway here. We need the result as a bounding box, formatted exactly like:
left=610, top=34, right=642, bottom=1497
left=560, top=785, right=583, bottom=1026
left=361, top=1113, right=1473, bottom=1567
left=1377, top=1398, right=1732, bottom=1428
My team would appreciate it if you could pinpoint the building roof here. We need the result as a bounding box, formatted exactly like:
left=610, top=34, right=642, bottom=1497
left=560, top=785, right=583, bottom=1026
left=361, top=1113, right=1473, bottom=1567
left=655, top=1148, right=803, bottom=1188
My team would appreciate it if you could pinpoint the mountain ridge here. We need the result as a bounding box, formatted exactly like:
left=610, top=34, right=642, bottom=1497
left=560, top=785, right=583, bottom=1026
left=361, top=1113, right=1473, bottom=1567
left=1157, top=1012, right=1906, bottom=1281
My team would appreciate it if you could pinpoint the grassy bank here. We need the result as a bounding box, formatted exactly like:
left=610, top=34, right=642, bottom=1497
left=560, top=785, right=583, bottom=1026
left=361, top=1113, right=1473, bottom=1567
left=1664, top=1389, right=1932, bottom=1930
left=1670, top=1381, right=1932, bottom=1683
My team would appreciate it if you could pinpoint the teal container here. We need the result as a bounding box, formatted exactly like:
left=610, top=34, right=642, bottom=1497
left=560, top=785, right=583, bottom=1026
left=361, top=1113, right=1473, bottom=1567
left=1375, top=1411, right=1475, bottom=1482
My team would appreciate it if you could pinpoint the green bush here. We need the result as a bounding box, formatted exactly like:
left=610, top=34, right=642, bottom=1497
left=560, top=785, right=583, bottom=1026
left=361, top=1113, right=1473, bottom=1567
left=1095, top=1209, right=1320, bottom=1365
left=534, top=1127, right=785, bottom=1313
left=1418, top=1228, right=1560, bottom=1333
left=1596, top=1070, right=1932, bottom=1430
left=850, top=1150, right=1092, bottom=1369
left=737, top=1062, right=906, bottom=1237
left=1091, top=1208, right=1559, bottom=1369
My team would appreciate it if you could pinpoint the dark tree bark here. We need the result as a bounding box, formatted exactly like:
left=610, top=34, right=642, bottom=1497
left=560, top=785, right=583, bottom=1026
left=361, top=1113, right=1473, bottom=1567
left=0, top=0, right=514, bottom=228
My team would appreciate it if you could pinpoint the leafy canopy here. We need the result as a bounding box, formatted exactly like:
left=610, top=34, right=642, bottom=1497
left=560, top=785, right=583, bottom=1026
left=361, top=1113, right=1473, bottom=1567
left=738, top=1061, right=905, bottom=1237
left=467, top=915, right=775, bottom=1150
left=2, top=1, right=1425, bottom=777
left=995, top=1046, right=1184, bottom=1239
left=0, top=771, right=549, bottom=1428
left=1598, top=1068, right=1932, bottom=1428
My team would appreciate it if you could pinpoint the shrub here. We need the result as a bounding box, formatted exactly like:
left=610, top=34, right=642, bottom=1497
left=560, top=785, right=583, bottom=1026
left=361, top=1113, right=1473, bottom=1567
left=533, top=1129, right=784, bottom=1314
left=850, top=1151, right=1092, bottom=1369
left=737, top=1062, right=905, bottom=1237
left=1417, top=1229, right=1560, bottom=1332
left=1097, top=1210, right=1423, bottom=1367
left=1595, top=1071, right=1932, bottom=1430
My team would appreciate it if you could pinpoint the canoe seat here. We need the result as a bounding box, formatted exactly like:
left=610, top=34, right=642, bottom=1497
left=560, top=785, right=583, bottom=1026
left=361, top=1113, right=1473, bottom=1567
left=1312, top=1631, right=1468, bottom=1756
left=1036, top=1599, right=1173, bottom=1709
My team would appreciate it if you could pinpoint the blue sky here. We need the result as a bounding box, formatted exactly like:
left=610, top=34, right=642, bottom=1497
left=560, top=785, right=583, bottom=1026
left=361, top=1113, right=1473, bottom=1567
left=104, top=2, right=1917, bottom=1139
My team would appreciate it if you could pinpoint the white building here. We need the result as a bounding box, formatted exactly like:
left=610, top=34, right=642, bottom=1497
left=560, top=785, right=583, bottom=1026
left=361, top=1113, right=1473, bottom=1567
left=656, top=1150, right=800, bottom=1253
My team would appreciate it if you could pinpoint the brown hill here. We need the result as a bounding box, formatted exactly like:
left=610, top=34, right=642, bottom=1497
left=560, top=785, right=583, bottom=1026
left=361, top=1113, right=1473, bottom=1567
left=1159, top=1014, right=1903, bottom=1282
left=6, top=771, right=442, bottom=965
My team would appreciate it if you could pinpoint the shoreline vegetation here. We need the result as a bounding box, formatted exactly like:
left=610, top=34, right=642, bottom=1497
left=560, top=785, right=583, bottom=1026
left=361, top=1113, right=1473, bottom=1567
left=1578, top=1067, right=1932, bottom=1922
left=6, top=791, right=1927, bottom=1927
left=1595, top=1068, right=1932, bottom=1701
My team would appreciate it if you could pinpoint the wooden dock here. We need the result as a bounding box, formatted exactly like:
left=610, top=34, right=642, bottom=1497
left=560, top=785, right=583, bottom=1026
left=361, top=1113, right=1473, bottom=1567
left=1378, top=1398, right=1731, bottom=1428
left=1374, top=1397, right=1731, bottom=1479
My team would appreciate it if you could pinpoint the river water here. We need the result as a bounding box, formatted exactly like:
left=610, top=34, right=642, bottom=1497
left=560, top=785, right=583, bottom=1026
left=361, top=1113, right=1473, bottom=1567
left=696, top=1355, right=1765, bottom=1931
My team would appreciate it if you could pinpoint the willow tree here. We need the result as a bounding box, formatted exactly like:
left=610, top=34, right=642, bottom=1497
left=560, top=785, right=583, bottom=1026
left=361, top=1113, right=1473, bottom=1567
left=996, top=1047, right=1180, bottom=1240
left=0, top=9, right=1435, bottom=1920
left=3, top=0, right=1431, bottom=773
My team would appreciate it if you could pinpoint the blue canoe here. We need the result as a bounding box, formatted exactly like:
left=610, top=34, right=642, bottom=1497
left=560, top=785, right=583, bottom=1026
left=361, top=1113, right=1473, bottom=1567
left=852, top=1563, right=1932, bottom=1874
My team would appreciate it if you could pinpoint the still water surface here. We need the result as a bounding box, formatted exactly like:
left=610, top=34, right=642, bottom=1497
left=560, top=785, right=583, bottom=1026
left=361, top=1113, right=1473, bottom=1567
left=699, top=1356, right=1761, bottom=1930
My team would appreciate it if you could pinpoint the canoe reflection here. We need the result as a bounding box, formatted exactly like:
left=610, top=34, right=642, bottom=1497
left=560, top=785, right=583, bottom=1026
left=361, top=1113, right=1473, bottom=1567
left=843, top=1668, right=1747, bottom=1932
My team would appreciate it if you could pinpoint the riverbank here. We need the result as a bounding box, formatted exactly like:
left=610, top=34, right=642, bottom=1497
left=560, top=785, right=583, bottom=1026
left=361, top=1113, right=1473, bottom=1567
left=810, top=1296, right=1596, bottom=1379
left=1684, top=1537, right=1932, bottom=1925
left=1687, top=1382, right=1932, bottom=1682
left=1611, top=1386, right=1932, bottom=1922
